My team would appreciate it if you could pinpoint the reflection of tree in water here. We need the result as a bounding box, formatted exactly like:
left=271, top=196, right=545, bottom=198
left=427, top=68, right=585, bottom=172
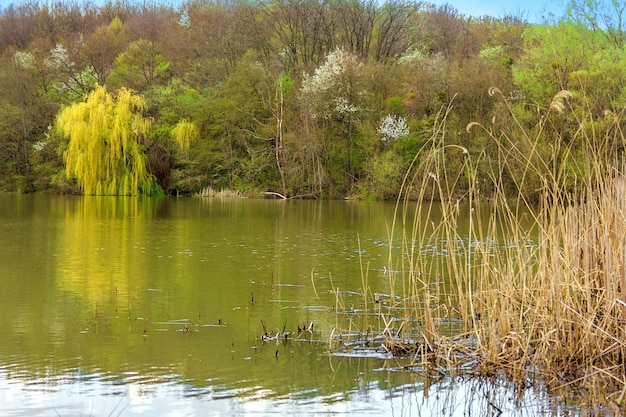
left=1, top=196, right=585, bottom=416
left=55, top=196, right=159, bottom=308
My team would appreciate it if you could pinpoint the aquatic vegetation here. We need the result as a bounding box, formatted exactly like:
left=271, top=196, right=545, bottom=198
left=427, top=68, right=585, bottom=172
left=329, top=89, right=626, bottom=413
left=196, top=187, right=247, bottom=198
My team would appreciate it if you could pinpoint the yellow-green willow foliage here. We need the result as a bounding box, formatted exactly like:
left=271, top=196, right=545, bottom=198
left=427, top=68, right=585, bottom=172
left=56, top=85, right=159, bottom=195
left=171, top=119, right=199, bottom=155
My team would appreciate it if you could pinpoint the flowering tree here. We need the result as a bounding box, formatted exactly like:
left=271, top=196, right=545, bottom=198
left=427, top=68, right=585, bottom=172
left=301, top=48, right=361, bottom=119
left=377, top=114, right=409, bottom=142
left=300, top=48, right=364, bottom=194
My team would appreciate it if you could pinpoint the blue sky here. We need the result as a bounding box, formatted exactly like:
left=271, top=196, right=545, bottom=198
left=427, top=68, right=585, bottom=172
left=434, top=0, right=569, bottom=22
left=0, top=0, right=569, bottom=23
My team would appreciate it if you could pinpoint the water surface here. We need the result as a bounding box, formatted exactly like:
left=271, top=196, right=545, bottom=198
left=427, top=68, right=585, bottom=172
left=0, top=194, right=563, bottom=416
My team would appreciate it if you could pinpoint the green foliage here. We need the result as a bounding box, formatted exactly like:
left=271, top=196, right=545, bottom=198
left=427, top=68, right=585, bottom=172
left=109, top=16, right=124, bottom=32
left=513, top=22, right=610, bottom=104
left=110, top=39, right=171, bottom=91
left=280, top=71, right=293, bottom=95
left=56, top=85, right=160, bottom=196
left=386, top=96, right=404, bottom=115
left=357, top=150, right=404, bottom=200
left=0, top=1, right=625, bottom=199
left=171, top=119, right=200, bottom=155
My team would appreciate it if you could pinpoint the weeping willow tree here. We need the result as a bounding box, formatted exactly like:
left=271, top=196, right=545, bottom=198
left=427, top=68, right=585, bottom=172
left=56, top=85, right=160, bottom=195
left=171, top=119, right=199, bottom=156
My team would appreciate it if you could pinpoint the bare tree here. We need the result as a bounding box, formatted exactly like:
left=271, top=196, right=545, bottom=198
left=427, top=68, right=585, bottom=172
left=82, top=17, right=127, bottom=85
left=180, top=3, right=249, bottom=85
left=375, top=0, right=418, bottom=61
left=333, top=0, right=377, bottom=59
left=263, top=0, right=333, bottom=69
left=423, top=3, right=466, bottom=59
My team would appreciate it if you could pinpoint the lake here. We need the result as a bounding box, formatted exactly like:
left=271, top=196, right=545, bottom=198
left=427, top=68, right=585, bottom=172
left=0, top=194, right=571, bottom=416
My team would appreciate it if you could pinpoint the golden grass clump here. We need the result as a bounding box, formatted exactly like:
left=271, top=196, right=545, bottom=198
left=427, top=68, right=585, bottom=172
left=331, top=89, right=626, bottom=411
left=197, top=187, right=246, bottom=198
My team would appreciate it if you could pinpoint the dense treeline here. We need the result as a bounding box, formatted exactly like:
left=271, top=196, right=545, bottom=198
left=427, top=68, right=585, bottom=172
left=0, top=0, right=624, bottom=199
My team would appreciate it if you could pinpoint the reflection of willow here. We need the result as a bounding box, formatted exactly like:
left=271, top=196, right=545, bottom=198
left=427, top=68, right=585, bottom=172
left=56, top=196, right=153, bottom=306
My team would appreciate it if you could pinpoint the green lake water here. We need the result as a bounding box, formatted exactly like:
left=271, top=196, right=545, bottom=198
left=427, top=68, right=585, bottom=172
left=0, top=194, right=565, bottom=416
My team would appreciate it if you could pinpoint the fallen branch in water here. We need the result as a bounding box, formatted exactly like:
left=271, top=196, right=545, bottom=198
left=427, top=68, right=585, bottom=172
left=263, top=191, right=287, bottom=199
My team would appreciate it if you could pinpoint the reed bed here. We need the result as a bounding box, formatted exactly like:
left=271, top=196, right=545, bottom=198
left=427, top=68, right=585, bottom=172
left=197, top=186, right=246, bottom=198
left=330, top=90, right=626, bottom=411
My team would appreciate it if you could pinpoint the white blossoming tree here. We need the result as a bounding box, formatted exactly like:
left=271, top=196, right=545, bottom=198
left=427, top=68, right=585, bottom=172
left=300, top=48, right=364, bottom=194
left=377, top=114, right=410, bottom=142
left=46, top=42, right=98, bottom=98
left=301, top=48, right=362, bottom=119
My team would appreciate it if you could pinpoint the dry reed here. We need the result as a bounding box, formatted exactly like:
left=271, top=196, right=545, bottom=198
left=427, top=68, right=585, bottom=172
left=331, top=89, right=626, bottom=412
left=197, top=187, right=246, bottom=198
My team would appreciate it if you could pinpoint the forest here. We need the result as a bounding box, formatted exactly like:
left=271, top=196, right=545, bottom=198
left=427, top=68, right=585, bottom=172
left=0, top=0, right=624, bottom=199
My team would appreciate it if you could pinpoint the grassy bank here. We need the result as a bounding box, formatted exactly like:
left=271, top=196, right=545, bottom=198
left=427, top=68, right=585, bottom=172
left=329, top=90, right=626, bottom=412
